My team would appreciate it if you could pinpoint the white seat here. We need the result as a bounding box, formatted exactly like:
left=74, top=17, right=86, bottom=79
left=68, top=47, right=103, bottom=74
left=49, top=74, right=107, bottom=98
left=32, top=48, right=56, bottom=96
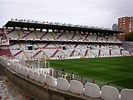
left=39, top=73, right=46, bottom=83
left=70, top=80, right=84, bottom=94
left=57, top=77, right=70, bottom=91
left=121, top=89, right=133, bottom=100
left=43, top=68, right=50, bottom=74
left=15, top=64, right=19, bottom=73
left=0, top=57, right=10, bottom=66
left=101, top=85, right=119, bottom=100
left=84, top=83, right=101, bottom=97
left=21, top=67, right=25, bottom=75
left=17, top=63, right=22, bottom=73
left=46, top=74, right=57, bottom=87
left=9, top=60, right=15, bottom=70
left=25, top=68, right=29, bottom=77
left=29, top=69, right=34, bottom=79
left=9, top=60, right=16, bottom=71
left=34, top=71, right=40, bottom=82
left=12, top=63, right=16, bottom=71
left=18, top=66, right=21, bottom=73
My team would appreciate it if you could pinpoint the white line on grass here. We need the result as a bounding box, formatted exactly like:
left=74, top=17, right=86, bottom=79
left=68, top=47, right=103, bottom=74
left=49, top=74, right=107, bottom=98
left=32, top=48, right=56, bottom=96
left=108, top=77, right=133, bottom=83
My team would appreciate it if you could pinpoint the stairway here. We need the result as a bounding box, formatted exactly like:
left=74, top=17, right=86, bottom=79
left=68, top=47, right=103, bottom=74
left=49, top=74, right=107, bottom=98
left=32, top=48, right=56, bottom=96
left=14, top=50, right=23, bottom=56
left=22, top=32, right=31, bottom=38
left=51, top=50, right=59, bottom=57
left=70, top=50, right=75, bottom=57
left=120, top=49, right=122, bottom=55
left=74, top=44, right=78, bottom=48
left=56, top=34, right=62, bottom=40
left=43, top=42, right=51, bottom=49
left=71, top=33, right=76, bottom=40
left=40, top=32, right=47, bottom=39
left=98, top=49, right=101, bottom=57
left=109, top=49, right=111, bottom=56
left=84, top=34, right=89, bottom=41
left=32, top=50, right=42, bottom=58
left=84, top=50, right=88, bottom=57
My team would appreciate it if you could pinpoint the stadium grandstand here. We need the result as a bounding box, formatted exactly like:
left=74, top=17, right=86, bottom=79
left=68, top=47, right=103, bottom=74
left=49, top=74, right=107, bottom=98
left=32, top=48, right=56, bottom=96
left=0, top=19, right=133, bottom=100
left=0, top=19, right=131, bottom=60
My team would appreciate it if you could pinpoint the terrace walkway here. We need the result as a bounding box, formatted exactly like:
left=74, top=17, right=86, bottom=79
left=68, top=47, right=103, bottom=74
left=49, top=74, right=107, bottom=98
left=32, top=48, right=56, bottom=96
left=0, top=67, right=35, bottom=100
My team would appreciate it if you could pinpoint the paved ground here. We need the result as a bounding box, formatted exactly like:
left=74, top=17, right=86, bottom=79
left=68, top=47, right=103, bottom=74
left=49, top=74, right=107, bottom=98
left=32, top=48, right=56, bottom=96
left=0, top=69, right=35, bottom=100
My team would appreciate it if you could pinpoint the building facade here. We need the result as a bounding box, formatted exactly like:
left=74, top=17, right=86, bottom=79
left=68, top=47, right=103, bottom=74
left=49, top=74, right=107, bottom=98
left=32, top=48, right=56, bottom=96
left=118, top=16, right=133, bottom=40
left=112, top=24, right=118, bottom=31
left=130, top=17, right=133, bottom=32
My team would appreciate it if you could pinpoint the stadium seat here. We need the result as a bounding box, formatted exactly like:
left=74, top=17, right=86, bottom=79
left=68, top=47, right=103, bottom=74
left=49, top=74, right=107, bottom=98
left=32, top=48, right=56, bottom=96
left=39, top=73, right=46, bottom=83
left=34, top=71, right=40, bottom=82
left=9, top=60, right=15, bottom=70
left=29, top=69, right=34, bottom=79
left=43, top=68, right=50, bottom=74
left=101, top=85, right=119, bottom=100
left=21, top=67, right=25, bottom=75
left=84, top=83, right=101, bottom=98
left=57, top=77, right=70, bottom=91
left=46, top=74, right=57, bottom=87
left=70, top=80, right=84, bottom=94
left=12, top=65, right=16, bottom=71
left=0, top=57, right=10, bottom=66
left=15, top=64, right=19, bottom=73
left=25, top=68, right=29, bottom=77
left=18, top=66, right=21, bottom=73
left=120, top=89, right=133, bottom=100
left=17, top=63, right=23, bottom=73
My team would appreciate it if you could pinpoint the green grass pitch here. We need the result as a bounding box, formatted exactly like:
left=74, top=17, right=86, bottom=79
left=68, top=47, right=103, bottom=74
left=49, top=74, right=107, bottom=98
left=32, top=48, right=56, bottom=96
left=49, top=56, right=133, bottom=89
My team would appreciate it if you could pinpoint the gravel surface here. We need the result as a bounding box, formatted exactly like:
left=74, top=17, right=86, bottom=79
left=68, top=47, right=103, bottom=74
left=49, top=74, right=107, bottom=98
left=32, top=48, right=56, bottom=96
left=0, top=69, right=35, bottom=100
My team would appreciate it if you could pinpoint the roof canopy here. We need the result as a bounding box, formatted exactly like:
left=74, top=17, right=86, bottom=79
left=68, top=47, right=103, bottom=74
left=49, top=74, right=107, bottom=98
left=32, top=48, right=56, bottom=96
left=4, top=19, right=123, bottom=34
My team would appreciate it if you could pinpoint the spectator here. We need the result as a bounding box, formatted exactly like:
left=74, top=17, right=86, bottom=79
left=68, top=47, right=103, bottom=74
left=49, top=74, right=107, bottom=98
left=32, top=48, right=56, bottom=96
left=71, top=72, right=74, bottom=80
left=61, top=69, right=65, bottom=77
left=64, top=72, right=67, bottom=79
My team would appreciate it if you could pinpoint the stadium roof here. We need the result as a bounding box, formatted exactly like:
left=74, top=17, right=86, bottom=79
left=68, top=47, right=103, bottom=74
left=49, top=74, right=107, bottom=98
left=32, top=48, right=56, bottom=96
left=4, top=19, right=123, bottom=34
left=0, top=28, right=3, bottom=30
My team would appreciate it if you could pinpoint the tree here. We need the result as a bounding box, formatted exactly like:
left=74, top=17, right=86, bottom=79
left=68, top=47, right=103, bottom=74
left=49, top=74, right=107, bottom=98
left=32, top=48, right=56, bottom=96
left=124, top=32, right=133, bottom=41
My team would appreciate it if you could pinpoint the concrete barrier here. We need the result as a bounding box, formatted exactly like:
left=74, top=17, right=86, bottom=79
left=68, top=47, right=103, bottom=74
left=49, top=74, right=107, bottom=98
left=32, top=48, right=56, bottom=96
left=0, top=63, right=102, bottom=100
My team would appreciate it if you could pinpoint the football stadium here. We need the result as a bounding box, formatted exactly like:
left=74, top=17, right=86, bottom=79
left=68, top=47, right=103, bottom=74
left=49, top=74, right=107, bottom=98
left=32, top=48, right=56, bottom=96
left=0, top=19, right=133, bottom=100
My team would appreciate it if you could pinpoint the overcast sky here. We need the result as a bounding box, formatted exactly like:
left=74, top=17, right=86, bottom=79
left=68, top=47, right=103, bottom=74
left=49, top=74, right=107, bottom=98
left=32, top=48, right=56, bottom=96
left=0, top=0, right=133, bottom=29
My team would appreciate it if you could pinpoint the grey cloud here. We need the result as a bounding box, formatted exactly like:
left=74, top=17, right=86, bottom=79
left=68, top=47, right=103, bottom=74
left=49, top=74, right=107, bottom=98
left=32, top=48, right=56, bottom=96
left=0, top=0, right=132, bottom=28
